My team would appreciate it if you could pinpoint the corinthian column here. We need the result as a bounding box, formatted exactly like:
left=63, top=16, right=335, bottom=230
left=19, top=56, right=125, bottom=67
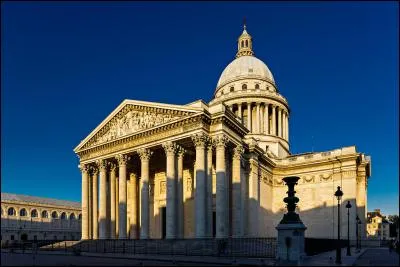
left=138, top=148, right=153, bottom=239
left=80, top=164, right=89, bottom=240
left=162, top=141, right=178, bottom=239
left=232, top=145, right=244, bottom=237
left=286, top=112, right=289, bottom=142
left=278, top=108, right=282, bottom=138
left=264, top=103, right=269, bottom=134
left=206, top=142, right=214, bottom=237
left=109, top=163, right=117, bottom=239
left=238, top=103, right=242, bottom=123
left=272, top=105, right=276, bottom=136
left=247, top=102, right=252, bottom=132
left=91, top=166, right=99, bottom=239
left=256, top=103, right=260, bottom=133
left=98, top=159, right=108, bottom=239
left=88, top=173, right=92, bottom=239
left=116, top=154, right=129, bottom=239
left=129, top=173, right=138, bottom=239
left=192, top=133, right=208, bottom=238
left=214, top=134, right=229, bottom=238
left=177, top=146, right=185, bottom=239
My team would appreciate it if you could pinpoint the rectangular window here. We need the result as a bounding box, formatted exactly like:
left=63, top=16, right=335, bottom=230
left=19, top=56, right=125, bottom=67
left=11, top=235, right=14, bottom=240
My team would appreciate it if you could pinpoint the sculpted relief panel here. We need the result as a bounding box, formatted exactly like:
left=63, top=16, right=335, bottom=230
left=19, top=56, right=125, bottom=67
left=94, top=110, right=181, bottom=145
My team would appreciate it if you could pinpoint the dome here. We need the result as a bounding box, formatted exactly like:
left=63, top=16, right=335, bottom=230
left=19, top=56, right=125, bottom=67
left=216, top=56, right=275, bottom=89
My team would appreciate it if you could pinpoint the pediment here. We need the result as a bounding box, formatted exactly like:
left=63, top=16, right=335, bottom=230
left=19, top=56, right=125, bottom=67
left=75, top=99, right=202, bottom=152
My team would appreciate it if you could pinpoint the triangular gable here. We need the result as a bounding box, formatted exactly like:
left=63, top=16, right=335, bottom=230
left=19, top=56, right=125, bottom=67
left=74, top=99, right=203, bottom=152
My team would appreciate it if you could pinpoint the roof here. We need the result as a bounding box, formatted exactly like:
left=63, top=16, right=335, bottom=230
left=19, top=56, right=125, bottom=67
left=1, top=192, right=81, bottom=209
left=367, top=211, right=389, bottom=224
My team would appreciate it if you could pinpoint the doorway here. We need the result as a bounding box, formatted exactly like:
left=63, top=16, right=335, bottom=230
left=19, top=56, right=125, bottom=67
left=161, top=207, right=166, bottom=239
left=20, top=234, right=28, bottom=241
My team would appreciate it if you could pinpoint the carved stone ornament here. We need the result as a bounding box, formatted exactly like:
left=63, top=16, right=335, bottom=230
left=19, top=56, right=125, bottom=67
left=92, top=109, right=181, bottom=146
left=116, top=154, right=129, bottom=166
left=108, top=162, right=117, bottom=171
left=191, top=133, right=208, bottom=148
left=319, top=173, right=332, bottom=181
left=162, top=141, right=178, bottom=155
left=160, top=181, right=166, bottom=194
left=89, top=165, right=99, bottom=174
left=233, top=145, right=244, bottom=159
left=303, top=175, right=314, bottom=183
left=137, top=148, right=153, bottom=161
left=213, top=134, right=229, bottom=148
left=177, top=146, right=186, bottom=158
left=97, top=159, right=108, bottom=171
left=79, top=164, right=88, bottom=173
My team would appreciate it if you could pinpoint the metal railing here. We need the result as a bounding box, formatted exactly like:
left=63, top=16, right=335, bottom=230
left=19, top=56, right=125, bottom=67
left=43, top=238, right=277, bottom=258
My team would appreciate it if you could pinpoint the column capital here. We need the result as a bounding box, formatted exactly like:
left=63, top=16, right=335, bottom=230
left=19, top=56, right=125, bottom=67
left=137, top=148, right=153, bottom=161
left=162, top=141, right=178, bottom=155
left=191, top=133, right=209, bottom=148
left=79, top=164, right=89, bottom=173
left=96, top=159, right=108, bottom=171
left=233, top=145, right=245, bottom=159
left=214, top=134, right=229, bottom=148
left=89, top=165, right=98, bottom=175
left=116, top=154, right=129, bottom=166
left=108, top=162, right=118, bottom=171
left=177, top=146, right=186, bottom=159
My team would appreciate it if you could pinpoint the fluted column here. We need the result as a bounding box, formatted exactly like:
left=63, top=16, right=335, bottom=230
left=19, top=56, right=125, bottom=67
left=215, top=134, right=229, bottom=238
left=177, top=147, right=185, bottom=239
left=277, top=108, right=282, bottom=138
left=192, top=133, right=208, bottom=238
left=88, top=174, right=92, bottom=239
left=163, top=142, right=178, bottom=239
left=98, top=159, right=108, bottom=239
left=272, top=105, right=276, bottom=136
left=137, top=148, right=153, bottom=239
left=91, top=166, right=99, bottom=239
left=116, top=154, right=129, bottom=239
left=264, top=103, right=269, bottom=134
left=238, top=103, right=242, bottom=123
left=284, top=112, right=287, bottom=139
left=206, top=141, right=214, bottom=237
left=80, top=164, right=89, bottom=240
left=115, top=176, right=119, bottom=238
left=256, top=103, right=260, bottom=133
left=129, top=173, right=138, bottom=239
left=109, top=163, right=117, bottom=239
left=247, top=102, right=252, bottom=132
left=286, top=112, right=289, bottom=141
left=232, top=145, right=244, bottom=237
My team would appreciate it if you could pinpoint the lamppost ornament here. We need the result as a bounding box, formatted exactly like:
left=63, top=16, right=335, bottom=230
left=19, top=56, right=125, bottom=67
left=280, top=176, right=302, bottom=224
left=345, top=200, right=352, bottom=256
left=334, top=186, right=343, bottom=265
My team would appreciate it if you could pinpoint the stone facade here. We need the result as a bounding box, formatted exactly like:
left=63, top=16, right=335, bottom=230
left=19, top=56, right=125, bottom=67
left=74, top=25, right=371, bottom=240
left=1, top=193, right=81, bottom=242
left=366, top=209, right=390, bottom=240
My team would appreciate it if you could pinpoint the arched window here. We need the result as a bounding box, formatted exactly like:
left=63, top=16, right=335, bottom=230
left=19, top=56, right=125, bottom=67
left=8, top=207, right=16, bottom=216
left=51, top=211, right=58, bottom=219
left=19, top=208, right=27, bottom=217
left=242, top=84, right=247, bottom=90
left=255, top=84, right=260, bottom=89
left=245, top=40, right=248, bottom=47
left=78, top=214, right=82, bottom=220
left=42, top=210, right=48, bottom=218
left=31, top=209, right=38, bottom=218
left=230, top=87, right=234, bottom=92
left=69, top=213, right=76, bottom=220
left=60, top=212, right=67, bottom=220
left=241, top=40, right=244, bottom=48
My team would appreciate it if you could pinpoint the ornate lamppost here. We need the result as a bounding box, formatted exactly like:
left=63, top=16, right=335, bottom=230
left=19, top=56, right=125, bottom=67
left=334, top=186, right=343, bottom=265
left=355, top=215, right=360, bottom=252
left=345, top=201, right=352, bottom=256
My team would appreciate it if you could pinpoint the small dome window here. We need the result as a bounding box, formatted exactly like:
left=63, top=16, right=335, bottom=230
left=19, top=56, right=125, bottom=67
left=242, top=84, right=247, bottom=90
left=20, top=208, right=27, bottom=217
left=230, top=87, right=234, bottom=92
left=51, top=211, right=58, bottom=219
left=255, top=84, right=260, bottom=89
left=31, top=209, right=38, bottom=218
left=8, top=207, right=16, bottom=216
left=60, top=212, right=67, bottom=220
left=245, top=40, right=248, bottom=47
left=42, top=210, right=49, bottom=218
left=241, top=40, right=244, bottom=48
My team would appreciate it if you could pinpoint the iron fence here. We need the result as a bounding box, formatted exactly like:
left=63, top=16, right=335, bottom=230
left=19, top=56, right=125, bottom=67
left=41, top=238, right=277, bottom=258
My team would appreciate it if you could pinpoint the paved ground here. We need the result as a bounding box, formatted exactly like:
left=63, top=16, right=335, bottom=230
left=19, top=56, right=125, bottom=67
left=353, top=248, right=399, bottom=266
left=300, top=247, right=365, bottom=266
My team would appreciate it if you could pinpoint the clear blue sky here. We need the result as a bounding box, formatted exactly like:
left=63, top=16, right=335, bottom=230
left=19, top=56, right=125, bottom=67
left=1, top=2, right=398, bottom=215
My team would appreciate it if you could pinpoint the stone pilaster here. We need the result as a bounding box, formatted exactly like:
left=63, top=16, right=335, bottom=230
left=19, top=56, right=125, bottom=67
left=91, top=165, right=99, bottom=239
left=192, top=133, right=208, bottom=238
left=109, top=163, right=117, bottom=239
left=116, top=154, right=129, bottom=239
left=138, top=148, right=153, bottom=239
left=232, top=145, right=244, bottom=237
left=206, top=141, right=214, bottom=237
left=80, top=164, right=89, bottom=240
left=238, top=103, right=242, bottom=123
left=214, top=134, right=229, bottom=238
left=177, top=146, right=185, bottom=238
left=162, top=141, right=178, bottom=239
left=256, top=103, right=260, bottom=134
left=98, top=159, right=108, bottom=239
left=272, top=105, right=276, bottom=136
